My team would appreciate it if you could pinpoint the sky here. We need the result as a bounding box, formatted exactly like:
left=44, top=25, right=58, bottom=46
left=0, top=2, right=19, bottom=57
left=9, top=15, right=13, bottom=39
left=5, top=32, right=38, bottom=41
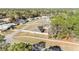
left=0, top=0, right=79, bottom=8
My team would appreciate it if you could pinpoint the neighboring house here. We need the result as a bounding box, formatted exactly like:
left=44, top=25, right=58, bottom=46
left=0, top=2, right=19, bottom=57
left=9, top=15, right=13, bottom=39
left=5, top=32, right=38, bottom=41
left=15, top=19, right=27, bottom=25
left=0, top=23, right=16, bottom=31
left=27, top=17, right=41, bottom=22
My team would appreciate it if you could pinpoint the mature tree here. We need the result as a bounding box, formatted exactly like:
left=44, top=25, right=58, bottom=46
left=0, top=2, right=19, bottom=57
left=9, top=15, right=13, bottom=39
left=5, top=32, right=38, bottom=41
left=50, top=11, right=79, bottom=40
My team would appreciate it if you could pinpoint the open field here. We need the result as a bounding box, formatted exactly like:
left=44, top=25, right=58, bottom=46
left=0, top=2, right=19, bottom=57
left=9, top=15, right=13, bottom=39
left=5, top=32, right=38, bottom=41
left=22, top=19, right=43, bottom=30
left=16, top=19, right=42, bottom=30
left=12, top=36, right=79, bottom=51
left=2, top=30, right=15, bottom=35
left=10, top=30, right=79, bottom=51
left=15, top=25, right=24, bottom=29
left=15, top=32, right=48, bottom=39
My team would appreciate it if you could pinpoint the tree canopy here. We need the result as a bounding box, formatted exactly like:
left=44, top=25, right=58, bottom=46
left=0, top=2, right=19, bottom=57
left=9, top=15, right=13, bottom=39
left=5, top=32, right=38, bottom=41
left=50, top=10, right=79, bottom=39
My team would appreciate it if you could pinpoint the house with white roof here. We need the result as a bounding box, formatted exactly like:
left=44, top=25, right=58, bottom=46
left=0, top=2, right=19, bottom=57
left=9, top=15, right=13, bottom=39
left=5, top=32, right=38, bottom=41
left=0, top=23, right=16, bottom=31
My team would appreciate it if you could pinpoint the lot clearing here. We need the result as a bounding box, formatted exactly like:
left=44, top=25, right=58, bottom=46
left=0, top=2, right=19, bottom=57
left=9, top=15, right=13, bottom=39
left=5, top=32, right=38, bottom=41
left=10, top=31, right=79, bottom=51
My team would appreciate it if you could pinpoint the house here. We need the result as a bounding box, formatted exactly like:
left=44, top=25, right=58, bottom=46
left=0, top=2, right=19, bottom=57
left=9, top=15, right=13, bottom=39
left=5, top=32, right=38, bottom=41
left=0, top=23, right=16, bottom=31
left=15, top=19, right=27, bottom=25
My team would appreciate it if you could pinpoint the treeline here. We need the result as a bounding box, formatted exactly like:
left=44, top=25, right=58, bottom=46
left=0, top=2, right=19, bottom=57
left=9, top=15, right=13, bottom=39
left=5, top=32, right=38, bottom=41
left=50, top=9, right=79, bottom=40
left=0, top=8, right=52, bottom=18
left=0, top=8, right=79, bottom=18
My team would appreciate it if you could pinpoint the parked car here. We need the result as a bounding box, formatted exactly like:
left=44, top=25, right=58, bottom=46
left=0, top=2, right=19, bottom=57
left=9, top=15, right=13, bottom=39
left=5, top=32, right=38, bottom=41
left=44, top=46, right=63, bottom=51
left=32, top=41, right=46, bottom=51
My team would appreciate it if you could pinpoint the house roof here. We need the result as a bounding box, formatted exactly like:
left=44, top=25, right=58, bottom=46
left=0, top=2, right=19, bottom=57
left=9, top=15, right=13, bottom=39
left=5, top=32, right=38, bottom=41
left=15, top=19, right=26, bottom=24
left=0, top=23, right=16, bottom=31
